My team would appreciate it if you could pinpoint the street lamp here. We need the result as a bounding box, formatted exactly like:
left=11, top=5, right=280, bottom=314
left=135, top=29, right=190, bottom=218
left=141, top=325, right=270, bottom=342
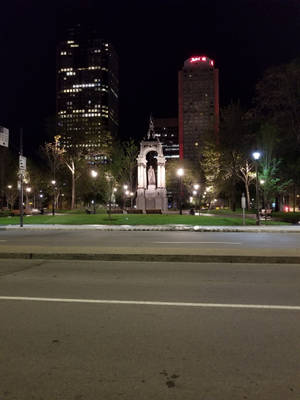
left=91, top=170, right=98, bottom=178
left=91, top=199, right=96, bottom=214
left=193, top=184, right=200, bottom=213
left=252, top=151, right=261, bottom=225
left=123, top=185, right=129, bottom=209
left=130, top=192, right=134, bottom=208
left=51, top=180, right=56, bottom=216
left=177, top=168, right=184, bottom=215
left=90, top=170, right=99, bottom=212
left=6, top=185, right=12, bottom=209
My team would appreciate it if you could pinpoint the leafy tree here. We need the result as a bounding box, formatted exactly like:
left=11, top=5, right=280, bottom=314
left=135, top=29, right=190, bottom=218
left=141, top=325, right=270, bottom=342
left=255, top=59, right=300, bottom=144
left=218, top=102, right=255, bottom=210
left=257, top=123, right=292, bottom=210
left=41, top=136, right=64, bottom=184
left=0, top=148, right=18, bottom=208
left=120, top=139, right=139, bottom=191
left=166, top=159, right=196, bottom=209
left=255, top=60, right=300, bottom=210
left=198, top=139, right=221, bottom=208
left=237, top=160, right=255, bottom=210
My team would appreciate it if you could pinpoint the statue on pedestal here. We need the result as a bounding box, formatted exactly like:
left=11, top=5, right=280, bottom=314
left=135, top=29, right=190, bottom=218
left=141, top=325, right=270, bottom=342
left=148, top=165, right=156, bottom=186
left=136, top=115, right=167, bottom=211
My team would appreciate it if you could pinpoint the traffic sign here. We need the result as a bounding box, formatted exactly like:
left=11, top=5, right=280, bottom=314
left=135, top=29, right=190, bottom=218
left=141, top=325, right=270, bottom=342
left=19, top=155, right=27, bottom=171
left=0, top=127, right=9, bottom=147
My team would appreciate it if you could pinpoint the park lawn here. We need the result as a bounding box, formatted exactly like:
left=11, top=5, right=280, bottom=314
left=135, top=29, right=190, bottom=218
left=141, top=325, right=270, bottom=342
left=0, top=213, right=287, bottom=226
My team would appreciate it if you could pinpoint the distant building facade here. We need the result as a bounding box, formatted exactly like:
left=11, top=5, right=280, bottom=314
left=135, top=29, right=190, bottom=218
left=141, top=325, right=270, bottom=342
left=56, top=25, right=119, bottom=161
left=178, top=56, right=219, bottom=163
left=153, top=117, right=179, bottom=160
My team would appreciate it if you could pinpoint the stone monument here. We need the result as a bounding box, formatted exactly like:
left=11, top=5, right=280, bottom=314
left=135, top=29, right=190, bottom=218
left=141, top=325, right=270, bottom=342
left=136, top=117, right=168, bottom=212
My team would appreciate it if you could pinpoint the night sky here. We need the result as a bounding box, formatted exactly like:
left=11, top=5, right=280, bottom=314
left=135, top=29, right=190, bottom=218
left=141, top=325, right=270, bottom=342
left=1, top=0, right=299, bottom=157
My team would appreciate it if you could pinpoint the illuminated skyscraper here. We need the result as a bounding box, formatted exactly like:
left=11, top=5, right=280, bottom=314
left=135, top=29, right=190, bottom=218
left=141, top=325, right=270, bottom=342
left=153, top=117, right=179, bottom=160
left=56, top=26, right=119, bottom=160
left=178, top=56, right=219, bottom=163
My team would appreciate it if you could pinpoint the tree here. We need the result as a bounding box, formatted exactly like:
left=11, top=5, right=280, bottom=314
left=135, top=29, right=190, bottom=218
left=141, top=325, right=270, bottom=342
left=255, top=61, right=300, bottom=210
left=255, top=59, right=300, bottom=144
left=198, top=139, right=221, bottom=208
left=120, top=139, right=138, bottom=191
left=237, top=160, right=255, bottom=210
left=5, top=186, right=18, bottom=210
left=257, top=123, right=292, bottom=210
left=63, top=151, right=86, bottom=209
left=41, top=136, right=64, bottom=185
left=166, top=159, right=196, bottom=209
left=0, top=148, right=17, bottom=208
left=218, top=102, right=255, bottom=211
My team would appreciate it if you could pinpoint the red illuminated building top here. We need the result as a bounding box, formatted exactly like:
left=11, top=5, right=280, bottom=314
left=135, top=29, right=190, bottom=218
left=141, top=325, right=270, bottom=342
left=188, top=56, right=214, bottom=67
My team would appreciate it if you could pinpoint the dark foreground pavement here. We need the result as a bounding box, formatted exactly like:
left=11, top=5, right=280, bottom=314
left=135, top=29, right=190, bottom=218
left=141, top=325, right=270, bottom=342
left=0, top=259, right=300, bottom=400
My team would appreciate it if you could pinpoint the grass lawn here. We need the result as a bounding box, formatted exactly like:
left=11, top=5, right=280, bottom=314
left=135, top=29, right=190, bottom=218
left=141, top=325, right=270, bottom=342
left=0, top=213, right=287, bottom=226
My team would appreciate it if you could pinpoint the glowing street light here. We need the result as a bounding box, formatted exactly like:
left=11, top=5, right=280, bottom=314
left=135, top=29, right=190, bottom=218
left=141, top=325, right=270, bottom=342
left=51, top=180, right=56, bottom=216
left=252, top=151, right=261, bottom=161
left=177, top=168, right=184, bottom=177
left=252, top=151, right=261, bottom=225
left=91, top=170, right=98, bottom=178
left=176, top=168, right=184, bottom=215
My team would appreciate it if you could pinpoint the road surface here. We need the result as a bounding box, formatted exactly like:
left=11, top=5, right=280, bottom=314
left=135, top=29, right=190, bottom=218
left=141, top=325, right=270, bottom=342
left=0, top=230, right=299, bottom=257
left=0, top=259, right=299, bottom=399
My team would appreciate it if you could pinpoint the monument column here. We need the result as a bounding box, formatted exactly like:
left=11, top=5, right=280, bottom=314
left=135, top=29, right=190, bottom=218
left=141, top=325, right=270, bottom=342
left=136, top=117, right=168, bottom=212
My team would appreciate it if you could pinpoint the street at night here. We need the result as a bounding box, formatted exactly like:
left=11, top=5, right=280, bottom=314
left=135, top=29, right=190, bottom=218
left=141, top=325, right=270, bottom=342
left=0, top=229, right=300, bottom=257
left=0, top=259, right=300, bottom=399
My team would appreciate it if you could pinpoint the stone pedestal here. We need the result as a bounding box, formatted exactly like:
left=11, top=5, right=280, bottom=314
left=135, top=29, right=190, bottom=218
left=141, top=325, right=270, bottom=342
left=136, top=187, right=168, bottom=212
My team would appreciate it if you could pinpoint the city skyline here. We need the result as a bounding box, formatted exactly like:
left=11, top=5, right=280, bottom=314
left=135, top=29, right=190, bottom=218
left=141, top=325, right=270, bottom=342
left=1, top=0, right=299, bottom=157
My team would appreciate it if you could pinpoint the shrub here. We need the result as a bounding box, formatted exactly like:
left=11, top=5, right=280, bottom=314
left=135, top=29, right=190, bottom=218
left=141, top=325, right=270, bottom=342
left=272, top=212, right=300, bottom=224
left=0, top=210, right=12, bottom=218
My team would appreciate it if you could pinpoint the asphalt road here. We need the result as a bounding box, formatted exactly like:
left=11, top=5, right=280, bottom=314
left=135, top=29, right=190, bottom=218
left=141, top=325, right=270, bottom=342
left=0, top=230, right=300, bottom=257
left=0, top=259, right=299, bottom=399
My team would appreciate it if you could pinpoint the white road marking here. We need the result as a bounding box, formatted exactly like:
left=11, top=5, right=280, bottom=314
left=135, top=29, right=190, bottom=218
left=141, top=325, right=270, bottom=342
left=155, top=241, right=241, bottom=245
left=0, top=296, right=299, bottom=311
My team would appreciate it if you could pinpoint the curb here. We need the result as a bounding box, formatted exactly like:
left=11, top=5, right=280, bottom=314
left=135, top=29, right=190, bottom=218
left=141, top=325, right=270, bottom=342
left=0, top=252, right=300, bottom=264
left=1, top=224, right=300, bottom=233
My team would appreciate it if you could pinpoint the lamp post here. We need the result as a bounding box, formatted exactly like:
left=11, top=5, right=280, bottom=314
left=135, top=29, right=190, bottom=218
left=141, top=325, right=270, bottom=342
left=123, top=185, right=128, bottom=209
left=7, top=185, right=12, bottom=209
left=51, top=180, right=56, bottom=216
left=130, top=192, right=134, bottom=208
left=25, top=187, right=31, bottom=210
left=193, top=184, right=200, bottom=213
left=252, top=151, right=261, bottom=225
left=90, top=170, right=98, bottom=213
left=177, top=168, right=184, bottom=215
